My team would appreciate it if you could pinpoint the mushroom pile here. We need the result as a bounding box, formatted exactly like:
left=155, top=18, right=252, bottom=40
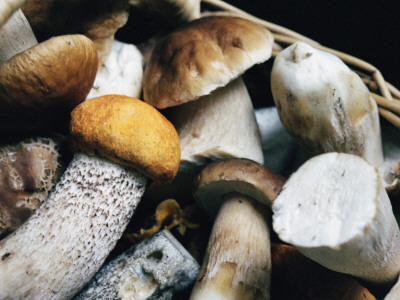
left=1, top=1, right=400, bottom=299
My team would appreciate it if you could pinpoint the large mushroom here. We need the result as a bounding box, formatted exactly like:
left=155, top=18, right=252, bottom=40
left=189, top=158, right=285, bottom=299
left=271, top=41, right=384, bottom=168
left=272, top=152, right=400, bottom=285
left=0, top=94, right=180, bottom=299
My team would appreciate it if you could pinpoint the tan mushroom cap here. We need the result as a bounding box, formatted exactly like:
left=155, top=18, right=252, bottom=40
left=193, top=158, right=286, bottom=217
left=143, top=16, right=274, bottom=109
left=0, top=34, right=98, bottom=134
left=70, top=95, right=181, bottom=185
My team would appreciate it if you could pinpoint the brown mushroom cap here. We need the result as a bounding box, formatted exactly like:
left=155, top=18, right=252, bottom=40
left=0, top=34, right=98, bottom=134
left=0, top=135, right=66, bottom=239
left=193, top=158, right=286, bottom=217
left=69, top=95, right=181, bottom=185
left=143, top=16, right=274, bottom=109
left=22, top=0, right=129, bottom=66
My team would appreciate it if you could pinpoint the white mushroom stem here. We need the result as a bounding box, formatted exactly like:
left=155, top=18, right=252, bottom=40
left=0, top=151, right=147, bottom=299
left=272, top=152, right=400, bottom=284
left=271, top=41, right=384, bottom=168
left=0, top=8, right=37, bottom=64
left=86, top=40, right=144, bottom=100
left=169, top=77, right=264, bottom=167
left=0, top=0, right=30, bottom=27
left=190, top=193, right=271, bottom=300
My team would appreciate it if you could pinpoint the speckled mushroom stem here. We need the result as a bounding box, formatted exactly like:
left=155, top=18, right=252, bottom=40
left=0, top=8, right=37, bottom=64
left=190, top=193, right=271, bottom=300
left=0, top=151, right=147, bottom=299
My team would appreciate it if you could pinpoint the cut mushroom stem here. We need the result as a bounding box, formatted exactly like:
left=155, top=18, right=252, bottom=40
left=0, top=95, right=180, bottom=299
left=190, top=159, right=286, bottom=299
left=271, top=41, right=384, bottom=168
left=272, top=152, right=400, bottom=284
left=0, top=8, right=37, bottom=64
left=75, top=229, right=200, bottom=299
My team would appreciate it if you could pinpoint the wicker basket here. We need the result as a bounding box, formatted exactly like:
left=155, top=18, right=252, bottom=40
left=202, top=0, right=400, bottom=130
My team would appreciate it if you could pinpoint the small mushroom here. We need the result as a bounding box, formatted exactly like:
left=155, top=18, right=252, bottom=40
left=0, top=95, right=180, bottom=299
left=0, top=135, right=66, bottom=239
left=271, top=41, right=384, bottom=168
left=189, top=158, right=285, bottom=299
left=143, top=15, right=274, bottom=109
left=272, top=152, right=400, bottom=284
left=0, top=34, right=99, bottom=135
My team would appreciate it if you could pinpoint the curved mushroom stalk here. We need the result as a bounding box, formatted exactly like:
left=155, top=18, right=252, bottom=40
left=0, top=95, right=181, bottom=299
left=271, top=41, right=384, bottom=168
left=190, top=193, right=271, bottom=300
left=0, top=7, right=37, bottom=64
left=0, top=152, right=147, bottom=299
left=273, top=152, right=400, bottom=284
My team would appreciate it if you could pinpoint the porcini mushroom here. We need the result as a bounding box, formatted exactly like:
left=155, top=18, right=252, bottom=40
left=189, top=158, right=285, bottom=299
left=0, top=34, right=98, bottom=135
left=0, top=95, right=180, bottom=299
left=143, top=15, right=274, bottom=109
left=271, top=41, right=384, bottom=168
left=22, top=0, right=130, bottom=67
left=272, top=152, right=400, bottom=284
left=0, top=135, right=66, bottom=239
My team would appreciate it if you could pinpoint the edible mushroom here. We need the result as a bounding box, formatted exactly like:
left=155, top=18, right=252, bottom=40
left=272, top=152, right=400, bottom=284
left=0, top=94, right=180, bottom=299
left=0, top=34, right=98, bottom=135
left=189, top=158, right=285, bottom=299
left=271, top=41, right=384, bottom=168
left=143, top=15, right=274, bottom=109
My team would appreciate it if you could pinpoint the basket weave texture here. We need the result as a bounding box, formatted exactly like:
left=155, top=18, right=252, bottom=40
left=203, top=0, right=400, bottom=129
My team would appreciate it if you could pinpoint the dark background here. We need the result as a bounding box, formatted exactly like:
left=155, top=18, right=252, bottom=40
left=225, top=0, right=400, bottom=88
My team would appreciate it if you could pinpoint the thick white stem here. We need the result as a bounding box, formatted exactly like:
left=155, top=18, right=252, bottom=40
left=190, top=193, right=271, bottom=300
left=273, top=152, right=400, bottom=284
left=271, top=42, right=384, bottom=168
left=0, top=151, right=147, bottom=299
left=0, top=8, right=37, bottom=64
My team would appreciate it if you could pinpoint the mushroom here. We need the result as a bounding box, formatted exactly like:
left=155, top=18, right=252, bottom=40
left=140, top=16, right=273, bottom=204
left=272, top=152, right=400, bottom=284
left=271, top=244, right=376, bottom=300
left=143, top=15, right=274, bottom=109
left=75, top=229, right=200, bottom=299
left=21, top=0, right=130, bottom=67
left=0, top=94, right=180, bottom=299
left=271, top=41, right=384, bottom=168
left=0, top=34, right=98, bottom=135
left=189, top=158, right=286, bottom=299
left=0, top=135, right=66, bottom=239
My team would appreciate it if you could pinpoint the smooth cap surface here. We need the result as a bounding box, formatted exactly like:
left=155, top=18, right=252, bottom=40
left=143, top=16, right=274, bottom=108
left=193, top=158, right=286, bottom=217
left=0, top=34, right=98, bottom=134
left=70, top=95, right=181, bottom=185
